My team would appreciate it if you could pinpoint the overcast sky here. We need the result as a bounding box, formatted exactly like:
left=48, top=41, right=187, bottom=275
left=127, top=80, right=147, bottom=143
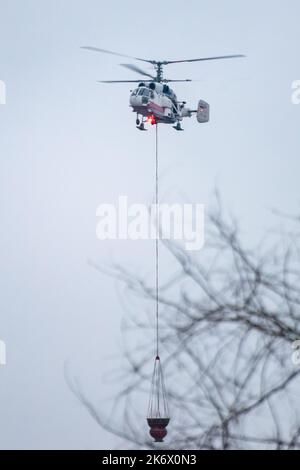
left=0, top=0, right=299, bottom=449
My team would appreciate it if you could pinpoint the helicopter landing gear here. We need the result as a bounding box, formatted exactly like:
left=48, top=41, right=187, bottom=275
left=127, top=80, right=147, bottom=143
left=137, top=121, right=147, bottom=131
left=136, top=115, right=147, bottom=131
left=173, top=122, right=184, bottom=131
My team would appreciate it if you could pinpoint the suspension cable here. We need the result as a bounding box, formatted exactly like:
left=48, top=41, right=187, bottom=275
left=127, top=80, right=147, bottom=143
left=155, top=123, right=159, bottom=359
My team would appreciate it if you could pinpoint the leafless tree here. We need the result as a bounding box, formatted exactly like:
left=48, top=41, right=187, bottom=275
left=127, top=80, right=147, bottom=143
left=68, top=197, right=300, bottom=449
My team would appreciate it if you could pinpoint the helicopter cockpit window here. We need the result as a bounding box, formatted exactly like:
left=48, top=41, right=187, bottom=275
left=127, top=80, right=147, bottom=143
left=138, top=87, right=149, bottom=96
left=131, top=89, right=138, bottom=96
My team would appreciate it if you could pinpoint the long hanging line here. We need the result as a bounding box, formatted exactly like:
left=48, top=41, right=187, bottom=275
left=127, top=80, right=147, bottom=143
left=155, top=123, right=159, bottom=359
left=147, top=123, right=170, bottom=443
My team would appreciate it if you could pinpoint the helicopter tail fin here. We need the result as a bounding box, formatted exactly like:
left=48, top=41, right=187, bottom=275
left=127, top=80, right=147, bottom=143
left=197, top=100, right=209, bottom=123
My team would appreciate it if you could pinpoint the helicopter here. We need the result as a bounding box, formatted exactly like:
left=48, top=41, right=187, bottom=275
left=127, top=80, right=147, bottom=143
left=81, top=46, right=245, bottom=131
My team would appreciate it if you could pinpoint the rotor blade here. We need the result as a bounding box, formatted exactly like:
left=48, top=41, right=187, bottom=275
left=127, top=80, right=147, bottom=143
left=81, top=46, right=152, bottom=63
left=164, top=79, right=192, bottom=82
left=164, top=54, right=246, bottom=64
left=97, top=80, right=152, bottom=83
left=120, top=63, right=155, bottom=79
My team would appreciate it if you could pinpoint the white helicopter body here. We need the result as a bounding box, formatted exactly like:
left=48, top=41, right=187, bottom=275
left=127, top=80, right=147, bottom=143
left=129, top=82, right=209, bottom=130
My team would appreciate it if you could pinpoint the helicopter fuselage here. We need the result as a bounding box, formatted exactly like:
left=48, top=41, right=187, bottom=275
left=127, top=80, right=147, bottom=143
left=130, top=83, right=190, bottom=125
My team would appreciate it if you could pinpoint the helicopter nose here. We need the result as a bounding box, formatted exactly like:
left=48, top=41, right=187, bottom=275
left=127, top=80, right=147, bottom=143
left=130, top=95, right=148, bottom=106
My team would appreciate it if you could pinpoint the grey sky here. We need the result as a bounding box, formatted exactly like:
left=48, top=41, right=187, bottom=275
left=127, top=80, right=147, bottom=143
left=0, top=0, right=299, bottom=449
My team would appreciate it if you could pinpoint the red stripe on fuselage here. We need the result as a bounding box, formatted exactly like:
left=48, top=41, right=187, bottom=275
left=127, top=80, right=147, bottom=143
left=147, top=101, right=164, bottom=114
